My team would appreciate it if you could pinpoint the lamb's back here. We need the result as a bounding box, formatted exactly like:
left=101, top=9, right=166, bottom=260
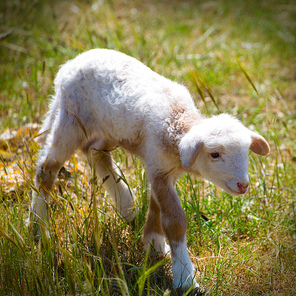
left=53, top=49, right=198, bottom=142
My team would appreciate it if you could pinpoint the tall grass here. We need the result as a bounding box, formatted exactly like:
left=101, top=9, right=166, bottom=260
left=1, top=0, right=296, bottom=295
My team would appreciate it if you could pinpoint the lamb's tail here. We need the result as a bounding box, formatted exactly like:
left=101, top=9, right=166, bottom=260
left=35, top=97, right=59, bottom=145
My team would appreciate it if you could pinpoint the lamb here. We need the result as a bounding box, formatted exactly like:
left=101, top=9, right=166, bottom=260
left=28, top=49, right=270, bottom=290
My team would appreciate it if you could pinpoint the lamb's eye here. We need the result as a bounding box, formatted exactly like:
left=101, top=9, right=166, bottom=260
left=210, top=152, right=220, bottom=159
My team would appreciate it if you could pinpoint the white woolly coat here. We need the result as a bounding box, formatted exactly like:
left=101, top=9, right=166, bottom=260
left=43, top=49, right=201, bottom=177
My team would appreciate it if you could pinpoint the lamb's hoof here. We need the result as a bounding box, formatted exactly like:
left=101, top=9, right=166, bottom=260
left=26, top=217, right=50, bottom=243
left=191, top=285, right=208, bottom=296
left=126, top=213, right=137, bottom=230
left=122, top=205, right=138, bottom=227
left=175, top=285, right=207, bottom=296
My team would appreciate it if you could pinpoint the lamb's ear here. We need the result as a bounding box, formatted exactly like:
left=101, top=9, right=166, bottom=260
left=179, top=128, right=203, bottom=168
left=249, top=132, right=270, bottom=156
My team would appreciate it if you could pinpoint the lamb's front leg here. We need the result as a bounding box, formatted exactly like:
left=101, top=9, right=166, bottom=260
left=149, top=173, right=199, bottom=289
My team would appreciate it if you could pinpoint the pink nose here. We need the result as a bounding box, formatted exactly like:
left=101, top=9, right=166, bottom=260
left=237, top=182, right=249, bottom=194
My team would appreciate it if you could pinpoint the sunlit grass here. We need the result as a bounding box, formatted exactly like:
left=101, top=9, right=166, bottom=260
left=0, top=0, right=296, bottom=295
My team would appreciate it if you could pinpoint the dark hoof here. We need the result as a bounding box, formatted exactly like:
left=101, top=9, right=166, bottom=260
left=174, top=285, right=208, bottom=296
left=191, top=285, right=208, bottom=295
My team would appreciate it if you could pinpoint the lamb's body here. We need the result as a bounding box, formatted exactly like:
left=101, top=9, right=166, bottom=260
left=45, top=49, right=199, bottom=164
left=29, top=49, right=270, bottom=291
left=41, top=51, right=199, bottom=183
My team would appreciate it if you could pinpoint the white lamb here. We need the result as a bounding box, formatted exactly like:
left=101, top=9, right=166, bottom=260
left=28, top=49, right=270, bottom=290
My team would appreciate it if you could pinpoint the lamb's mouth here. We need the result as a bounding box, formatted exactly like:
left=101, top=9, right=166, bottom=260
left=225, top=184, right=243, bottom=196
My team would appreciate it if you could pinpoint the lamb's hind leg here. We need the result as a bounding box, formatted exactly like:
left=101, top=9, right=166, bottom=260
left=84, top=140, right=136, bottom=222
left=142, top=193, right=170, bottom=256
left=28, top=119, right=82, bottom=240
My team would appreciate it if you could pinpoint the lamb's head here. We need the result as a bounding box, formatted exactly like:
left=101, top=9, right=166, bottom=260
left=179, top=114, right=270, bottom=196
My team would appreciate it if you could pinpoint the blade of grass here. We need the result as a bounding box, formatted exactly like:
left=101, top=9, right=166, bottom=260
left=112, top=234, right=129, bottom=296
left=137, top=245, right=166, bottom=296
left=91, top=168, right=101, bottom=254
left=188, top=69, right=208, bottom=113
left=195, top=74, right=221, bottom=112
left=188, top=69, right=221, bottom=112
left=235, top=57, right=259, bottom=96
left=66, top=107, right=88, bottom=139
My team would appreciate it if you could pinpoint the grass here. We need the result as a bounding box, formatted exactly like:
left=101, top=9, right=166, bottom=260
left=1, top=0, right=296, bottom=295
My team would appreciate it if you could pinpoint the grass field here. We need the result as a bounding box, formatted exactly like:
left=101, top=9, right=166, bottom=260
left=1, top=0, right=296, bottom=295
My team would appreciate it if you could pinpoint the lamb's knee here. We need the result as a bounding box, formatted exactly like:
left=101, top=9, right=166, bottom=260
left=101, top=173, right=136, bottom=222
left=35, top=159, right=61, bottom=190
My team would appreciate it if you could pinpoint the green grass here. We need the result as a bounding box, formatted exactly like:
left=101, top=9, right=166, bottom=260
left=1, top=0, right=296, bottom=295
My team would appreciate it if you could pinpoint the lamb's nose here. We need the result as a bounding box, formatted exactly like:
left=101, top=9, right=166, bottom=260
left=237, top=182, right=249, bottom=194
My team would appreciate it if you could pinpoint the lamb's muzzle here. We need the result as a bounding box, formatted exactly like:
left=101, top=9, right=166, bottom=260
left=237, top=182, right=249, bottom=194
